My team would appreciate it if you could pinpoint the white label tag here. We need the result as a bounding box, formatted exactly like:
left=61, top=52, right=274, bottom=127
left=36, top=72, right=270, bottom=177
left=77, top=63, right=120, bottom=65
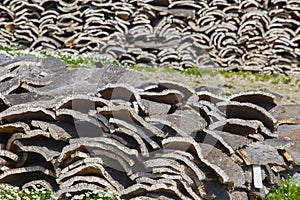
left=253, top=165, right=263, bottom=189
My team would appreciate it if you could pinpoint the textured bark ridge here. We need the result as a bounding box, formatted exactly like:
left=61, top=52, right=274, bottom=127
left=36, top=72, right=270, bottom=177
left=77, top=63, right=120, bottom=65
left=0, top=0, right=300, bottom=72
left=0, top=56, right=299, bottom=199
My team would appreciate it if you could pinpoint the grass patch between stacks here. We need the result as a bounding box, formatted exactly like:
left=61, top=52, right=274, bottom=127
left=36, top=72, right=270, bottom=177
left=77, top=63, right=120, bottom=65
left=264, top=177, right=300, bottom=200
left=0, top=184, right=120, bottom=200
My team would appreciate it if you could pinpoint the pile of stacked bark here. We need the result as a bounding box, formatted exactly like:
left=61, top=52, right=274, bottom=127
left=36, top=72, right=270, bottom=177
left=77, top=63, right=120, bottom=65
left=0, top=55, right=299, bottom=199
left=0, top=0, right=300, bottom=72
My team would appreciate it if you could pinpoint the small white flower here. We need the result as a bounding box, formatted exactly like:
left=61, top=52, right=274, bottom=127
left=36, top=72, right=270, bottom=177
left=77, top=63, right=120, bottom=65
left=65, top=192, right=72, bottom=197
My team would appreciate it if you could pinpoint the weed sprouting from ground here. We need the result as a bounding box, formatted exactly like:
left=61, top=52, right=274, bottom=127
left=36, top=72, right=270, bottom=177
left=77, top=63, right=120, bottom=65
left=0, top=184, right=120, bottom=200
left=264, top=177, right=300, bottom=200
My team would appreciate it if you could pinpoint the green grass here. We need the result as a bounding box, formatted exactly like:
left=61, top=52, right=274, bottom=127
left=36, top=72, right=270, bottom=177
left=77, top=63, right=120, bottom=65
left=129, top=65, right=157, bottom=72
left=163, top=67, right=295, bottom=86
left=282, top=76, right=292, bottom=84
left=63, top=191, right=119, bottom=200
left=271, top=79, right=280, bottom=85
left=1, top=177, right=299, bottom=199
left=0, top=184, right=120, bottom=200
left=264, top=177, right=300, bottom=200
left=222, top=91, right=231, bottom=97
left=220, top=70, right=281, bottom=82
left=2, top=44, right=299, bottom=85
left=161, top=67, right=219, bottom=78
left=0, top=44, right=117, bottom=68
left=0, top=184, right=54, bottom=200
